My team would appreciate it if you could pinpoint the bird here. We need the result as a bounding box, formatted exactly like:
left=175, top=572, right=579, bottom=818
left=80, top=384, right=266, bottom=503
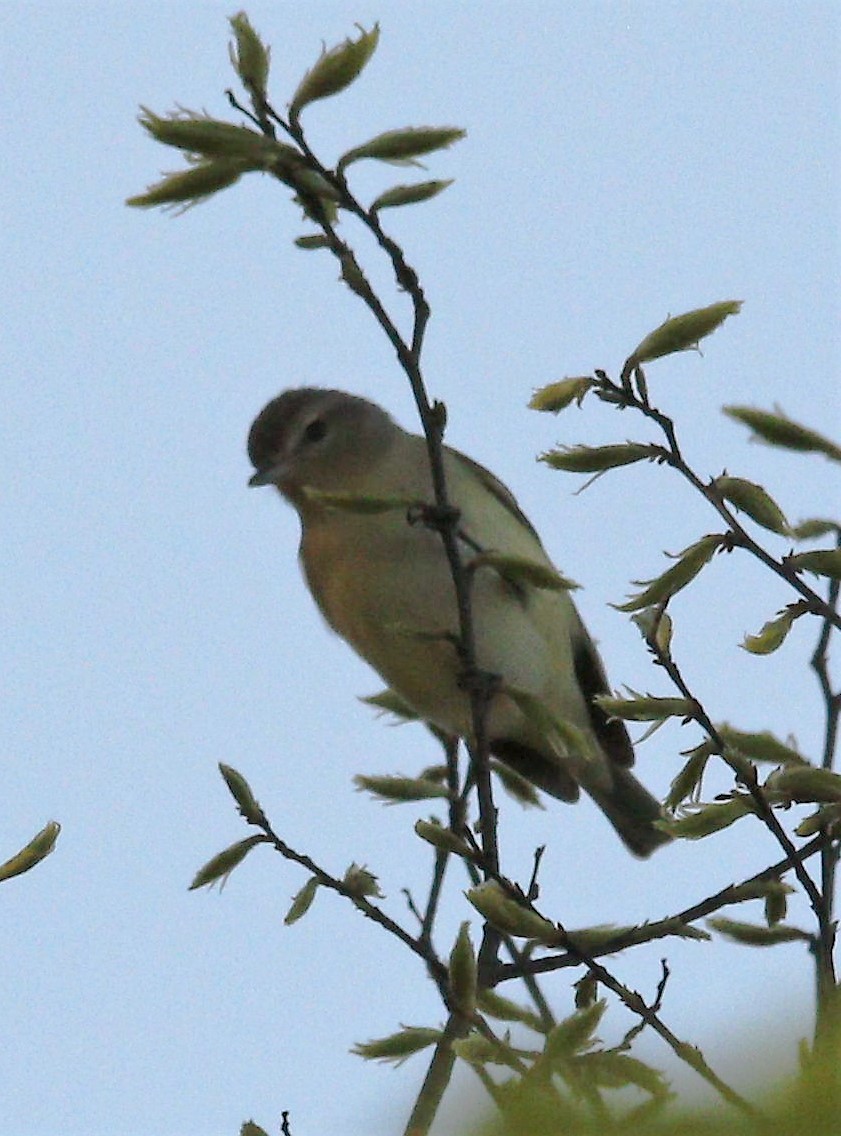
left=247, top=387, right=669, bottom=857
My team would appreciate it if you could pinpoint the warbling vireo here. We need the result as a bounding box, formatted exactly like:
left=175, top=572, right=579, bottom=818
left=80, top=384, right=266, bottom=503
left=248, top=388, right=669, bottom=857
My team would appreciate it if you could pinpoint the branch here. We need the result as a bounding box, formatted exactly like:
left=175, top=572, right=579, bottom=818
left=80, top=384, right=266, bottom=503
left=809, top=538, right=841, bottom=1046
left=259, top=813, right=449, bottom=994
left=268, top=102, right=501, bottom=888
left=495, top=836, right=826, bottom=980
left=601, top=371, right=841, bottom=629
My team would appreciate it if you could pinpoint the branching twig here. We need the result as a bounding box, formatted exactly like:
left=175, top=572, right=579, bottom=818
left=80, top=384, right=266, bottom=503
left=809, top=545, right=840, bottom=1047
left=269, top=102, right=502, bottom=890
left=258, top=815, right=449, bottom=994
left=495, top=836, right=825, bottom=978
left=597, top=371, right=841, bottom=628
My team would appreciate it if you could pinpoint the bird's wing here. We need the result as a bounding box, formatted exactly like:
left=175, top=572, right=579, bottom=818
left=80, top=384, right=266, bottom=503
left=446, top=446, right=543, bottom=544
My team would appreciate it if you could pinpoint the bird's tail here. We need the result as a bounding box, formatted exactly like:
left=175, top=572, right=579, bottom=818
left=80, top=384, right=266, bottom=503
left=585, top=766, right=671, bottom=858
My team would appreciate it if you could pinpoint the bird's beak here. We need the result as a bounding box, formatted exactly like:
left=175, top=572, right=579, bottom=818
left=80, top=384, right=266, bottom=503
left=248, top=464, right=284, bottom=488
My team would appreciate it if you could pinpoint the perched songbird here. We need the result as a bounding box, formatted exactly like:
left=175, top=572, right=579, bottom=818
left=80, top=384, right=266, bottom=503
left=248, top=388, right=669, bottom=857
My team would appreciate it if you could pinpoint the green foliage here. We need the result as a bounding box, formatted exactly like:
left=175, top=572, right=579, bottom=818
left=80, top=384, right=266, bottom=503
left=129, top=14, right=840, bottom=1136
left=0, top=821, right=60, bottom=883
left=128, top=19, right=463, bottom=221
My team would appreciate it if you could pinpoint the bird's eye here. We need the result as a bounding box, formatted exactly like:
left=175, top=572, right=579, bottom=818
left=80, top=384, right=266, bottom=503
left=302, top=418, right=327, bottom=444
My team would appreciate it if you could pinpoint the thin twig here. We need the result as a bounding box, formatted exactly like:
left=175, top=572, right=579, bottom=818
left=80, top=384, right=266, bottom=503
left=809, top=542, right=840, bottom=1047
left=403, top=1013, right=469, bottom=1136
left=259, top=817, right=449, bottom=994
left=272, top=103, right=502, bottom=887
left=558, top=940, right=768, bottom=1124
left=603, top=373, right=841, bottom=628
left=496, top=836, right=826, bottom=981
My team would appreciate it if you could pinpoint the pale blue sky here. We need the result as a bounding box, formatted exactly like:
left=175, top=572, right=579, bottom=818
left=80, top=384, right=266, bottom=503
left=2, top=4, right=839, bottom=1134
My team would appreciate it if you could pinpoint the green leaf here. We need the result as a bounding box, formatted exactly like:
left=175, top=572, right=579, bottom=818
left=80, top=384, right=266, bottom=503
left=741, top=604, right=806, bottom=655
left=352, top=1026, right=441, bottom=1066
left=539, top=442, right=659, bottom=473
left=544, top=1002, right=607, bottom=1061
left=284, top=876, right=320, bottom=925
left=219, top=763, right=264, bottom=824
left=614, top=534, right=725, bottom=612
left=465, top=881, right=560, bottom=943
left=713, top=476, right=789, bottom=535
left=765, top=766, right=841, bottom=804
left=471, top=551, right=579, bottom=591
left=529, top=377, right=595, bottom=413
left=504, top=686, right=599, bottom=764
left=448, top=922, right=477, bottom=1016
left=490, top=759, right=544, bottom=808
left=595, top=692, right=697, bottom=722
left=723, top=406, right=841, bottom=462
left=299, top=486, right=420, bottom=513
left=338, top=126, right=465, bottom=171
left=240, top=1123, right=270, bottom=1136
left=360, top=688, right=420, bottom=721
left=787, top=549, right=841, bottom=580
left=790, top=518, right=840, bottom=541
left=291, top=24, right=380, bottom=114
left=127, top=160, right=248, bottom=210
left=660, top=796, right=758, bottom=840
left=353, top=774, right=450, bottom=803
left=189, top=835, right=266, bottom=890
left=342, top=862, right=383, bottom=898
left=414, top=819, right=475, bottom=858
left=228, top=12, right=271, bottom=98
left=795, top=804, right=841, bottom=838
left=370, top=178, right=454, bottom=211
left=629, top=300, right=742, bottom=364
left=136, top=108, right=288, bottom=164
left=717, top=725, right=807, bottom=766
left=585, top=1051, right=670, bottom=1097
left=294, top=234, right=331, bottom=250
left=452, top=1032, right=519, bottom=1068
left=565, top=924, right=636, bottom=952
left=0, top=821, right=61, bottom=883
left=707, top=917, right=811, bottom=947
left=664, top=744, right=712, bottom=809
left=477, top=989, right=545, bottom=1031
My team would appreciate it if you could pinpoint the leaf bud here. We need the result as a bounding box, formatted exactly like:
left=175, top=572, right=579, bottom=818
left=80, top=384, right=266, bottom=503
left=707, top=917, right=811, bottom=947
left=284, top=876, right=320, bottom=925
left=189, top=835, right=265, bottom=890
left=713, top=475, right=790, bottom=535
left=414, top=819, right=474, bottom=859
left=659, top=796, right=757, bottom=840
left=765, top=766, right=841, bottom=804
left=528, top=377, right=595, bottom=413
left=353, top=774, right=450, bottom=803
left=628, top=300, right=742, bottom=366
left=787, top=549, right=841, bottom=581
left=723, top=406, right=841, bottom=462
left=370, top=179, right=454, bottom=212
left=539, top=442, right=658, bottom=473
left=448, top=922, right=477, bottom=1016
left=614, top=534, right=724, bottom=612
left=228, top=12, right=271, bottom=98
left=342, top=862, right=383, bottom=898
left=465, top=881, right=561, bottom=943
left=291, top=24, right=380, bottom=114
left=352, top=1027, right=441, bottom=1065
left=338, top=126, right=466, bottom=171
left=219, top=763, right=264, bottom=824
left=0, top=821, right=61, bottom=883
left=740, top=606, right=803, bottom=655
